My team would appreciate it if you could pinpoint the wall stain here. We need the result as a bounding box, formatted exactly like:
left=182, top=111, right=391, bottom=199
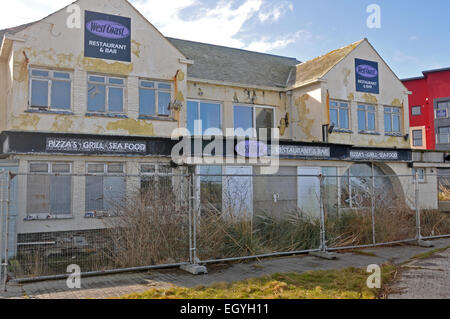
left=347, top=93, right=354, bottom=101
left=50, top=116, right=73, bottom=132
left=106, top=119, right=155, bottom=136
left=11, top=114, right=40, bottom=130
left=342, top=68, right=351, bottom=86
left=131, top=40, right=141, bottom=58
left=362, top=93, right=378, bottom=104
left=78, top=55, right=133, bottom=76
left=20, top=48, right=73, bottom=68
left=391, top=98, right=402, bottom=107
left=295, top=94, right=314, bottom=140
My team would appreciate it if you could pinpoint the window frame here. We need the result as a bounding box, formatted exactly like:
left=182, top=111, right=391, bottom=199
left=357, top=104, right=377, bottom=133
left=329, top=100, right=350, bottom=130
left=87, top=74, right=126, bottom=114
left=413, top=168, right=426, bottom=183
left=435, top=100, right=450, bottom=119
left=233, top=104, right=275, bottom=138
left=187, top=99, right=223, bottom=136
left=437, top=126, right=450, bottom=144
left=412, top=129, right=423, bottom=147
left=86, top=162, right=125, bottom=175
left=384, top=106, right=402, bottom=134
left=29, top=68, right=72, bottom=110
left=411, top=105, right=422, bottom=116
left=139, top=79, right=173, bottom=117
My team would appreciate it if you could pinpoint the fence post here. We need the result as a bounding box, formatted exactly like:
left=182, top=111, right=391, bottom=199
left=0, top=171, right=4, bottom=290
left=3, top=172, right=11, bottom=292
left=414, top=170, right=422, bottom=241
left=371, top=168, right=376, bottom=245
left=188, top=174, right=193, bottom=264
left=319, top=175, right=326, bottom=252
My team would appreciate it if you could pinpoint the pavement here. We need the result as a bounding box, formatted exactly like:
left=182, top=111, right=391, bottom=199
left=1, top=238, right=449, bottom=299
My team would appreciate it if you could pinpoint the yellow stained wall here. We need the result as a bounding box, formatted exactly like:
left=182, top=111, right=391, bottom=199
left=3, top=0, right=187, bottom=138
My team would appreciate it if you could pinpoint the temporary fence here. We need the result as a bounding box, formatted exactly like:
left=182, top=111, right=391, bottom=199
left=1, top=169, right=449, bottom=289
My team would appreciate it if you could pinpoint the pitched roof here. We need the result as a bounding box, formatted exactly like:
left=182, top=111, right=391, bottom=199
left=0, top=22, right=36, bottom=41
left=291, top=39, right=365, bottom=87
left=167, top=37, right=300, bottom=89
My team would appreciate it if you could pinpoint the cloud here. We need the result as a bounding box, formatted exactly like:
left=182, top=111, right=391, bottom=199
left=258, top=1, right=293, bottom=23
left=408, top=35, right=419, bottom=41
left=246, top=30, right=311, bottom=52
left=392, top=50, right=420, bottom=64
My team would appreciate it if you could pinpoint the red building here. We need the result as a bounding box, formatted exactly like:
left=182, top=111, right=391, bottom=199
left=403, top=68, right=450, bottom=151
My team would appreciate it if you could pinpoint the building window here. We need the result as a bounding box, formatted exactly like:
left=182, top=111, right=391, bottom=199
left=413, top=168, right=426, bottom=183
left=437, top=127, right=450, bottom=144
left=140, top=164, right=173, bottom=193
left=87, top=75, right=125, bottom=113
left=357, top=104, right=376, bottom=132
left=29, top=69, right=71, bottom=110
left=329, top=101, right=349, bottom=130
left=187, top=100, right=222, bottom=135
left=27, top=162, right=72, bottom=218
left=234, top=105, right=274, bottom=137
left=436, top=101, right=450, bottom=119
left=85, top=163, right=125, bottom=213
left=412, top=130, right=423, bottom=147
left=139, top=80, right=172, bottom=117
left=384, top=107, right=401, bottom=134
left=411, top=106, right=421, bottom=116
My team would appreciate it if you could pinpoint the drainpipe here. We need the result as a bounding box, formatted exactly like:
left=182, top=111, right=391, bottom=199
left=287, top=91, right=294, bottom=140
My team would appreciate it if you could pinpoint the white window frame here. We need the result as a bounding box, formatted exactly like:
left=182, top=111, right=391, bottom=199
left=139, top=79, right=173, bottom=117
left=413, top=168, right=426, bottom=183
left=384, top=106, right=402, bottom=134
left=87, top=74, right=126, bottom=114
left=187, top=99, right=223, bottom=136
left=412, top=129, right=423, bottom=147
left=29, top=68, right=72, bottom=110
left=357, top=104, right=377, bottom=132
left=86, top=162, right=125, bottom=175
left=435, top=101, right=450, bottom=119
left=329, top=100, right=350, bottom=130
left=233, top=104, right=275, bottom=138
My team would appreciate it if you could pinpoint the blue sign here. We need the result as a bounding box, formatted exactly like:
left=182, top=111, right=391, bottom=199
left=436, top=109, right=447, bottom=118
left=85, top=11, right=131, bottom=62
left=355, top=58, right=379, bottom=94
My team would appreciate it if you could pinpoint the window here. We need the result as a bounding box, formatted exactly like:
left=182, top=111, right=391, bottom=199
left=29, top=69, right=71, bottom=110
left=139, top=80, right=172, bottom=117
left=437, top=127, right=450, bottom=144
left=329, top=101, right=349, bottom=130
left=27, top=162, right=72, bottom=218
left=412, top=130, right=423, bottom=147
left=358, top=104, right=376, bottom=132
left=85, top=163, right=125, bottom=213
left=384, top=107, right=401, bottom=134
left=411, top=106, right=421, bottom=116
left=234, top=105, right=274, bottom=138
left=187, top=100, right=222, bottom=135
left=413, top=168, right=426, bottom=183
left=140, top=164, right=173, bottom=195
left=88, top=75, right=125, bottom=113
left=436, top=101, right=450, bottom=119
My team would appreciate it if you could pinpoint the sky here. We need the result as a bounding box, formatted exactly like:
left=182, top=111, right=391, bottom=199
left=0, top=0, right=448, bottom=79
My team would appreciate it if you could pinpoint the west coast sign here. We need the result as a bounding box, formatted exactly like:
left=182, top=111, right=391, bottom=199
left=84, top=11, right=131, bottom=62
left=355, top=58, right=379, bottom=94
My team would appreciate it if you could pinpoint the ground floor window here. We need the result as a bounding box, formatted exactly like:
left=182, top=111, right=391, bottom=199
left=27, top=162, right=72, bottom=218
left=140, top=163, right=174, bottom=200
left=85, top=163, right=125, bottom=214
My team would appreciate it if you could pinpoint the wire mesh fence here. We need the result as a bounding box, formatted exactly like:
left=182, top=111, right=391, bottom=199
left=1, top=167, right=450, bottom=285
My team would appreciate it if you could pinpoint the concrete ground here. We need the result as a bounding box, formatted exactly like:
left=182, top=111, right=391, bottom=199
left=1, top=238, right=449, bottom=299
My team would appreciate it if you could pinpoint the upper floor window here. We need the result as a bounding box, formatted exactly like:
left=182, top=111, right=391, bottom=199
left=29, top=69, right=71, bottom=110
left=384, top=107, right=401, bottom=134
left=139, top=80, right=172, bottom=117
left=412, top=129, right=423, bottom=147
left=329, top=101, right=349, bottom=130
left=187, top=100, right=222, bottom=136
left=88, top=75, right=125, bottom=113
left=436, top=101, right=450, bottom=119
left=411, top=106, right=421, bottom=116
left=437, top=127, right=450, bottom=144
left=357, top=104, right=376, bottom=132
left=234, top=105, right=274, bottom=138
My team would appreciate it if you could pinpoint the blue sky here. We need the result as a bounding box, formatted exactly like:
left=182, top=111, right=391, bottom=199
left=0, top=0, right=448, bottom=79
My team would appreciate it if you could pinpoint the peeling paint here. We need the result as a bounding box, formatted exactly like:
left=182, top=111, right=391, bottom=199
left=347, top=93, right=354, bottom=101
left=391, top=98, right=402, bottom=107
left=11, top=114, right=40, bottom=130
left=342, top=68, right=351, bottom=86
left=362, top=93, right=378, bottom=104
left=106, top=119, right=155, bottom=136
left=295, top=94, right=314, bottom=140
left=78, top=55, right=133, bottom=76
left=131, top=40, right=141, bottom=58
left=50, top=116, right=73, bottom=131
left=20, top=48, right=74, bottom=68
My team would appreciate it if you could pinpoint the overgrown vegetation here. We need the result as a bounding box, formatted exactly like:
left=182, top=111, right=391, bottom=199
left=120, top=264, right=398, bottom=299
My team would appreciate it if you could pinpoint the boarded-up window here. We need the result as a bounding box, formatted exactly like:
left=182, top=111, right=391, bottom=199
left=86, top=163, right=125, bottom=212
left=27, top=162, right=72, bottom=216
